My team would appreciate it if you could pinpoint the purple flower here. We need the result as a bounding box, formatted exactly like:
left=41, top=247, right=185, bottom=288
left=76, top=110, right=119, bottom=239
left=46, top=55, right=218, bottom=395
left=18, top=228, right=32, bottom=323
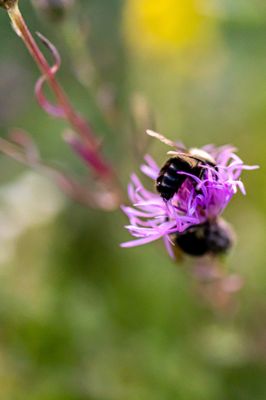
left=121, top=131, right=258, bottom=257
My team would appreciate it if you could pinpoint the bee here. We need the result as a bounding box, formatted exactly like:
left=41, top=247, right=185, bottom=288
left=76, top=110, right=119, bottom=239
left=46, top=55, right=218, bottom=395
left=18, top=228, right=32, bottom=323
left=146, top=130, right=216, bottom=201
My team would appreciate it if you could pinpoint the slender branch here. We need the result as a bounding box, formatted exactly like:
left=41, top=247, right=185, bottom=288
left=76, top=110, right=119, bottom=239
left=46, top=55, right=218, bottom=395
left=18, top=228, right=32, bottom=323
left=3, top=1, right=116, bottom=182
left=0, top=133, right=120, bottom=210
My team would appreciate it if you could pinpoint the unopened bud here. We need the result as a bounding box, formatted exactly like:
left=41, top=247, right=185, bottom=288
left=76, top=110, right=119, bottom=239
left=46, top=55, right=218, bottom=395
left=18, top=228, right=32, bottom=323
left=0, top=0, right=18, bottom=10
left=32, top=0, right=74, bottom=20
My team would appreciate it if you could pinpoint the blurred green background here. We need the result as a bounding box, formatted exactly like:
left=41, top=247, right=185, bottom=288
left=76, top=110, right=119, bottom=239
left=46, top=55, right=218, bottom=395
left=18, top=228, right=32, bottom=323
left=0, top=1, right=265, bottom=399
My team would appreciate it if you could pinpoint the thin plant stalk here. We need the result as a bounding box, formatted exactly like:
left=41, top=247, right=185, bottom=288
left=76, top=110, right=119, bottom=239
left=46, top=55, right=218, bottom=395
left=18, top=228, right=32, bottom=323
left=2, top=0, right=116, bottom=183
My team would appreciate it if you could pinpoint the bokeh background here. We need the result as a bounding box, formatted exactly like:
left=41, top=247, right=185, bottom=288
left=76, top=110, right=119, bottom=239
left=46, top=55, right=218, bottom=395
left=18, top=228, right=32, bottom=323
left=0, top=0, right=265, bottom=399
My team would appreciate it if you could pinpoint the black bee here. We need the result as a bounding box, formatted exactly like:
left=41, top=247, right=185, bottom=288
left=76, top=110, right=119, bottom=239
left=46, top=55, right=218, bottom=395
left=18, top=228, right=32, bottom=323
left=156, top=148, right=216, bottom=200
left=172, top=219, right=233, bottom=257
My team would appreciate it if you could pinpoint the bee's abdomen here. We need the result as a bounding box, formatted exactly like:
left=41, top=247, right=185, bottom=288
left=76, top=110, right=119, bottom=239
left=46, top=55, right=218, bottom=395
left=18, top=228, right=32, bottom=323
left=156, top=158, right=188, bottom=200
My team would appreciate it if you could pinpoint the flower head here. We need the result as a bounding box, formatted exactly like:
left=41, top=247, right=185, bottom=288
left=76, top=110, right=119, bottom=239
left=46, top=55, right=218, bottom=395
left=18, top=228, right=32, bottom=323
left=121, top=131, right=258, bottom=257
left=123, top=0, right=212, bottom=55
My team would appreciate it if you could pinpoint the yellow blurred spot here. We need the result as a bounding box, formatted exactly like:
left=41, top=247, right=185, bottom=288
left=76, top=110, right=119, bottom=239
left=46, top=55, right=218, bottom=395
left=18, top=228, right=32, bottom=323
left=124, top=0, right=211, bottom=54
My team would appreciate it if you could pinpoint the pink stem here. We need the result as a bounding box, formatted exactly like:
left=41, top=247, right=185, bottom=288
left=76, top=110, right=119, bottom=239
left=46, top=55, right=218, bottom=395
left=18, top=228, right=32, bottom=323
left=7, top=3, right=115, bottom=180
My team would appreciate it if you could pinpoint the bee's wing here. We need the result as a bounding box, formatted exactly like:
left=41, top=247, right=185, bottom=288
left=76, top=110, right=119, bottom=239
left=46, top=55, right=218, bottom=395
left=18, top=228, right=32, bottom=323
left=146, top=130, right=186, bottom=151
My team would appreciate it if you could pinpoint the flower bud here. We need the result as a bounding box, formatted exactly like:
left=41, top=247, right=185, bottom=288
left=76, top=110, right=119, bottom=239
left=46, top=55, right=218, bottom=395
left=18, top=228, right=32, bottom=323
left=0, top=0, right=18, bottom=9
left=32, top=0, right=74, bottom=20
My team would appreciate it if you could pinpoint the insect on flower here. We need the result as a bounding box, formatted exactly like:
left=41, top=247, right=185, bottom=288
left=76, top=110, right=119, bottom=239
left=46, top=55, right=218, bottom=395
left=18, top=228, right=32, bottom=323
left=156, top=144, right=216, bottom=201
left=121, top=130, right=258, bottom=258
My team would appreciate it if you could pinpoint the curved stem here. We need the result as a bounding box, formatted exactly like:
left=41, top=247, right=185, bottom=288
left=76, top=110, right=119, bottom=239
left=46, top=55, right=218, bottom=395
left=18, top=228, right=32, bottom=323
left=7, top=2, right=116, bottom=181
